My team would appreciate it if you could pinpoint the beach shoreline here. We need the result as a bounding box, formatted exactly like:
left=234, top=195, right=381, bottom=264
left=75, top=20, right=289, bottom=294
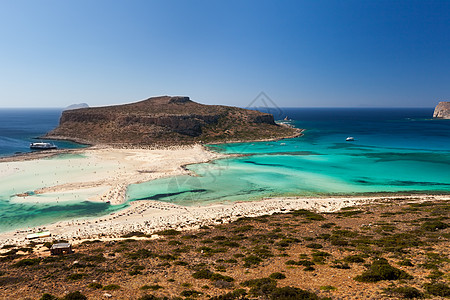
left=1, top=194, right=449, bottom=248
left=0, top=144, right=227, bottom=206
left=1, top=141, right=448, bottom=248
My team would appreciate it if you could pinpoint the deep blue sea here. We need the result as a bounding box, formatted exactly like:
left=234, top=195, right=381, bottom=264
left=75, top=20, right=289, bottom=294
left=0, top=108, right=449, bottom=232
left=0, top=109, right=83, bottom=157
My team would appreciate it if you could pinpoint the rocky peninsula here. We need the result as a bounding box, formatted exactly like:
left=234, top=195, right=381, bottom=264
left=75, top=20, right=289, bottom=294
left=433, top=101, right=450, bottom=119
left=45, top=96, right=301, bottom=146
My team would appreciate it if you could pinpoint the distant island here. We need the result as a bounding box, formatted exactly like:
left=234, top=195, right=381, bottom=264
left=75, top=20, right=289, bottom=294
left=45, top=96, right=301, bottom=146
left=433, top=101, right=450, bottom=119
left=64, top=103, right=89, bottom=110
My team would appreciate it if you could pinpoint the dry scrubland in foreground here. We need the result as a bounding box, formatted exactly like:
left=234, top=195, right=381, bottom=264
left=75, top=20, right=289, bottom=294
left=0, top=199, right=449, bottom=300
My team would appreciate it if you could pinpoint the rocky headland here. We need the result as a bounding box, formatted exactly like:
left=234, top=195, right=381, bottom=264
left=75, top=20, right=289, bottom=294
left=433, top=101, right=450, bottom=119
left=45, top=96, right=301, bottom=146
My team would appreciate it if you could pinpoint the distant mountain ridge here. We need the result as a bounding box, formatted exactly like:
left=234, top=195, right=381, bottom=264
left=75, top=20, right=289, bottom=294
left=433, top=102, right=450, bottom=119
left=64, top=103, right=89, bottom=110
left=46, top=96, right=300, bottom=146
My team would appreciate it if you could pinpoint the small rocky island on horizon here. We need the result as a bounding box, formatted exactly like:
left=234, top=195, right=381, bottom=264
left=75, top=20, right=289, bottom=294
left=45, top=96, right=301, bottom=146
left=433, top=101, right=450, bottom=119
left=64, top=103, right=89, bottom=110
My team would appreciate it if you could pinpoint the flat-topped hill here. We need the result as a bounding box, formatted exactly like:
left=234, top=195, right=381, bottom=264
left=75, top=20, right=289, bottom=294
left=45, top=96, right=300, bottom=145
left=433, top=101, right=450, bottom=119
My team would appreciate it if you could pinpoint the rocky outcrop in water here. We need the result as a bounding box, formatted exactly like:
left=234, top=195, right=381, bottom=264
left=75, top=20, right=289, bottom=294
left=433, top=102, right=450, bottom=119
left=46, top=96, right=300, bottom=146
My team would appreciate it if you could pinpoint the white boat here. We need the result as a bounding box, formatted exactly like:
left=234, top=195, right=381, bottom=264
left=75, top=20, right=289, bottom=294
left=30, top=142, right=57, bottom=150
left=346, top=137, right=355, bottom=141
left=26, top=231, right=51, bottom=239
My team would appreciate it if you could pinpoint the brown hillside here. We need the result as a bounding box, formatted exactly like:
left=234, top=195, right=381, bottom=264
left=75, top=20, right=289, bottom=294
left=45, top=96, right=300, bottom=145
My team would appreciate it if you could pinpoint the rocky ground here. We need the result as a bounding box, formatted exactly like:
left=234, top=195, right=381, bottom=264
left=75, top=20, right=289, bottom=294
left=0, top=199, right=449, bottom=300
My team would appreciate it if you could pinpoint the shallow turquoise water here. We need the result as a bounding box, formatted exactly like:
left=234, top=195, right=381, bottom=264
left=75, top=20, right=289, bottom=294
left=127, top=108, right=450, bottom=206
left=1, top=108, right=449, bottom=232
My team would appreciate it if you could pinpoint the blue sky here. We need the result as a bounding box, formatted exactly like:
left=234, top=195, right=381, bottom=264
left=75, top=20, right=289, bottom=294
left=0, top=0, right=449, bottom=108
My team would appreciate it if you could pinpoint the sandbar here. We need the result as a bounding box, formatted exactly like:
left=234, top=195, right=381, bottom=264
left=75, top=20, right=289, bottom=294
left=0, top=145, right=448, bottom=247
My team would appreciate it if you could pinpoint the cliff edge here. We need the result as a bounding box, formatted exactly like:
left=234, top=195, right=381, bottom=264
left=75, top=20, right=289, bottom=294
left=433, top=102, right=450, bottom=119
left=45, top=96, right=301, bottom=146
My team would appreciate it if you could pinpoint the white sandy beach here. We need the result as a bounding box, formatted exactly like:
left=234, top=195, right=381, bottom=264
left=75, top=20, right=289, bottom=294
left=0, top=145, right=225, bottom=206
left=0, top=145, right=449, bottom=247
left=1, top=194, right=449, bottom=248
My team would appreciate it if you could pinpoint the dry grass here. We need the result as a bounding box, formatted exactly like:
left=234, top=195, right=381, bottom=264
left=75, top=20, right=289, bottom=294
left=0, top=199, right=448, bottom=299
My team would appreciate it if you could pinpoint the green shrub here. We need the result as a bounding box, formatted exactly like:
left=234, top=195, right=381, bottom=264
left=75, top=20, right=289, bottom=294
left=330, top=262, right=350, bottom=269
left=269, top=272, right=286, bottom=280
left=233, top=225, right=254, bottom=233
left=241, top=277, right=277, bottom=297
left=192, top=269, right=234, bottom=282
left=66, top=273, right=86, bottom=280
left=305, top=243, right=323, bottom=249
left=13, top=258, right=40, bottom=267
left=286, top=259, right=315, bottom=267
left=398, top=259, right=414, bottom=267
left=122, top=231, right=146, bottom=238
left=355, top=258, right=413, bottom=282
left=127, top=249, right=156, bottom=259
left=158, top=254, right=177, bottom=260
left=320, top=285, right=337, bottom=291
left=209, top=289, right=247, bottom=300
left=320, top=222, right=336, bottom=228
left=103, top=284, right=120, bottom=290
left=215, top=265, right=227, bottom=272
left=210, top=273, right=234, bottom=282
left=128, top=269, right=142, bottom=275
left=138, top=295, right=159, bottom=300
left=385, top=286, right=424, bottom=299
left=311, top=251, right=331, bottom=263
left=343, top=254, right=365, bottom=263
left=180, top=290, right=203, bottom=297
left=330, top=238, right=349, bottom=246
left=140, top=284, right=163, bottom=290
left=269, top=286, right=320, bottom=300
left=84, top=254, right=106, bottom=263
left=421, top=220, right=449, bottom=231
left=243, top=255, right=263, bottom=267
left=156, top=229, right=180, bottom=236
left=40, top=294, right=58, bottom=300
left=376, top=233, right=422, bottom=253
left=252, top=245, right=273, bottom=258
left=44, top=242, right=52, bottom=248
left=291, top=209, right=325, bottom=221
left=427, top=270, right=444, bottom=280
left=63, top=291, right=87, bottom=300
left=423, top=282, right=450, bottom=297
left=168, top=240, right=183, bottom=246
left=87, top=282, right=103, bottom=289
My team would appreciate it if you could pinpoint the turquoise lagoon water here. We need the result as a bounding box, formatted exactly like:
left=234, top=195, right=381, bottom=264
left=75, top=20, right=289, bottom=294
left=0, top=109, right=114, bottom=233
left=127, top=108, right=450, bottom=206
left=0, top=108, right=449, bottom=232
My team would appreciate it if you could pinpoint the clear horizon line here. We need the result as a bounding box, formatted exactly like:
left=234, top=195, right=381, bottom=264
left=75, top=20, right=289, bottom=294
left=0, top=105, right=437, bottom=109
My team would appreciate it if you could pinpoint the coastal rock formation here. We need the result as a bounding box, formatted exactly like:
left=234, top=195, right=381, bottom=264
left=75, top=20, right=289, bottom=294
left=46, top=96, right=300, bottom=145
left=433, top=101, right=450, bottom=119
